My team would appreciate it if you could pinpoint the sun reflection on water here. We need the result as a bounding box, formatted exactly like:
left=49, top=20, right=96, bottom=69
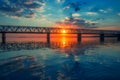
left=61, top=37, right=67, bottom=48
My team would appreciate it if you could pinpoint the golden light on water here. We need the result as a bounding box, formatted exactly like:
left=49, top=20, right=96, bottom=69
left=61, top=37, right=67, bottom=48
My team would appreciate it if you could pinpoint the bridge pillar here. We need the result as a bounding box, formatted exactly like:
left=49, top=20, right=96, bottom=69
left=117, top=34, right=120, bottom=41
left=77, top=33, right=82, bottom=43
left=100, top=33, right=104, bottom=42
left=47, top=33, right=50, bottom=44
left=2, top=33, right=6, bottom=44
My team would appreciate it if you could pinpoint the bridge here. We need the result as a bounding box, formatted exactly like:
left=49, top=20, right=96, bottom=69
left=0, top=25, right=120, bottom=44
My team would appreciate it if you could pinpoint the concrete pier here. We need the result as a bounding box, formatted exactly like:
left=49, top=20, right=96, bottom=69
left=2, top=33, right=6, bottom=44
left=47, top=33, right=50, bottom=44
left=77, top=33, right=82, bottom=43
left=100, top=33, right=104, bottom=42
left=117, top=34, right=120, bottom=41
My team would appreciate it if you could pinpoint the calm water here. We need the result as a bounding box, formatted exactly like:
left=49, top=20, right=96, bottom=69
left=0, top=34, right=120, bottom=80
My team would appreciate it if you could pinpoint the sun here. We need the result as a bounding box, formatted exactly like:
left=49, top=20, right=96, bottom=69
left=61, top=29, right=66, bottom=34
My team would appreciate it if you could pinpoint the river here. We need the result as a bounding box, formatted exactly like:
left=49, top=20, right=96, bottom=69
left=0, top=34, right=120, bottom=80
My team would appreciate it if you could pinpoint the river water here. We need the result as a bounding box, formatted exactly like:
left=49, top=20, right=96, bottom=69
left=0, top=34, right=120, bottom=80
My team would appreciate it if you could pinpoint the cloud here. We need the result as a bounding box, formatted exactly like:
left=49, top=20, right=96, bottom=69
left=57, top=0, right=65, bottom=3
left=85, top=20, right=98, bottom=26
left=65, top=17, right=70, bottom=20
left=93, top=18, right=105, bottom=21
left=86, top=12, right=97, bottom=15
left=99, top=9, right=108, bottom=13
left=88, top=7, right=113, bottom=14
left=25, top=12, right=36, bottom=18
left=0, top=0, right=46, bottom=18
left=117, top=13, right=120, bottom=16
left=89, top=7, right=100, bottom=12
left=63, top=5, right=70, bottom=10
left=72, top=13, right=80, bottom=17
left=99, top=8, right=112, bottom=13
left=63, top=0, right=86, bottom=12
left=56, top=16, right=97, bottom=28
left=24, top=1, right=33, bottom=5
left=94, top=26, right=120, bottom=30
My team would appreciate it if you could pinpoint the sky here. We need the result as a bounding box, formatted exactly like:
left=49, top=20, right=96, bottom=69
left=0, top=0, right=120, bottom=30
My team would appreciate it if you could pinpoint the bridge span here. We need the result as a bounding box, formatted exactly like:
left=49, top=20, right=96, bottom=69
left=0, top=25, right=120, bottom=44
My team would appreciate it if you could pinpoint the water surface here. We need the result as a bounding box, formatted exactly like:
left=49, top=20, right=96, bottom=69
left=0, top=35, right=120, bottom=80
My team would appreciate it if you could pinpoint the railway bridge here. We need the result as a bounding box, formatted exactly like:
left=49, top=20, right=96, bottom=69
left=0, top=25, right=120, bottom=44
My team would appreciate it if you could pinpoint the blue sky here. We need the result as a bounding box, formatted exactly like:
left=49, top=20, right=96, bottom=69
left=0, top=0, right=120, bottom=29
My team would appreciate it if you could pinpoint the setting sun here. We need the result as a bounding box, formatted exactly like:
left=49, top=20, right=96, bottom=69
left=61, top=29, right=66, bottom=33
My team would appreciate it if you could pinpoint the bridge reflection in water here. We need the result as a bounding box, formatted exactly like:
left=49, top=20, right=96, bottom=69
left=0, top=36, right=120, bottom=80
left=0, top=36, right=118, bottom=52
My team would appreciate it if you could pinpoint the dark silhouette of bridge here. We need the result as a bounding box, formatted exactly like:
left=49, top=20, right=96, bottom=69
left=0, top=25, right=120, bottom=44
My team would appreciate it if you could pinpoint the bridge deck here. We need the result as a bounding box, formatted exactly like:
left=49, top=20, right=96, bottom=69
left=0, top=25, right=120, bottom=34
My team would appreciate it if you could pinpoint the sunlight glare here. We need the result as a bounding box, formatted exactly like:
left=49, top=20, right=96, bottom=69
left=61, top=29, right=66, bottom=34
